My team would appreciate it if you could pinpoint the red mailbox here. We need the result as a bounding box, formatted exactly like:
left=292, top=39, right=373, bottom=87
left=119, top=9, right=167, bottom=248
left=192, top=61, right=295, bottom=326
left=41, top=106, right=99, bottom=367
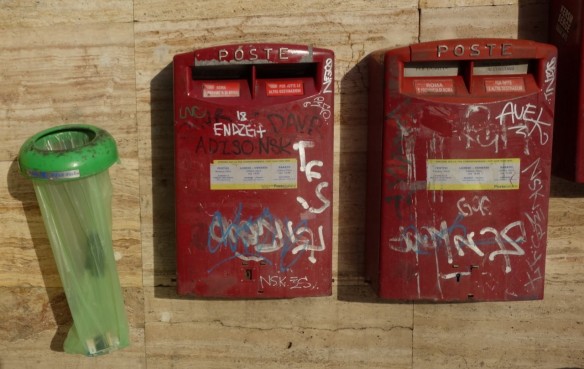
left=365, top=39, right=557, bottom=301
left=549, top=0, right=584, bottom=181
left=173, top=44, right=334, bottom=298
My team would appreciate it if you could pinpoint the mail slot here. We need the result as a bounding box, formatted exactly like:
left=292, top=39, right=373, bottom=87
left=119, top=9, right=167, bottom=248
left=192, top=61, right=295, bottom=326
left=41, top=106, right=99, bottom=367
left=173, top=43, right=334, bottom=298
left=365, top=39, right=557, bottom=301
left=549, top=0, right=584, bottom=181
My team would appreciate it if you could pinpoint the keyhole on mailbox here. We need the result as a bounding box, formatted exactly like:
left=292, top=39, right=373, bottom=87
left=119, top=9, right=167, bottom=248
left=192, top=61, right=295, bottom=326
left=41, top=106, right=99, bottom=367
left=455, top=273, right=462, bottom=282
left=245, top=269, right=253, bottom=280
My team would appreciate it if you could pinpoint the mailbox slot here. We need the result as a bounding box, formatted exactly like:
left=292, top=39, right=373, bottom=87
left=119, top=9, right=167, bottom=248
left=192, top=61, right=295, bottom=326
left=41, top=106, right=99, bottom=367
left=190, top=62, right=319, bottom=100
left=402, top=59, right=540, bottom=97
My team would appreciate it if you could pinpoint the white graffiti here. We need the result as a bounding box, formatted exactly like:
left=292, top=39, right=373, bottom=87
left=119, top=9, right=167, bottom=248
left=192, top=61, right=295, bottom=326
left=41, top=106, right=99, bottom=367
left=397, top=122, right=418, bottom=184
left=212, top=110, right=267, bottom=138
left=428, top=132, right=445, bottom=203
left=524, top=251, right=544, bottom=290
left=497, top=102, right=551, bottom=153
left=521, top=157, right=547, bottom=245
left=544, top=57, right=557, bottom=102
left=294, top=140, right=330, bottom=214
left=323, top=57, right=333, bottom=94
left=482, top=221, right=526, bottom=272
left=520, top=156, right=547, bottom=293
left=259, top=274, right=316, bottom=290
left=296, top=182, right=330, bottom=214
left=213, top=122, right=266, bottom=138
left=429, top=132, right=445, bottom=156
left=294, top=141, right=321, bottom=182
left=303, top=96, right=332, bottom=120
left=457, top=196, right=491, bottom=217
left=237, top=110, right=248, bottom=121
left=389, top=217, right=526, bottom=273
left=462, top=105, right=507, bottom=153
left=441, top=271, right=471, bottom=280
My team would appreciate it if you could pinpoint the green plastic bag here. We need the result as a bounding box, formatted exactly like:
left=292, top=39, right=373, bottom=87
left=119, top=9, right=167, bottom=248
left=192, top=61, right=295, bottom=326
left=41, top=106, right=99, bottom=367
left=18, top=124, right=129, bottom=356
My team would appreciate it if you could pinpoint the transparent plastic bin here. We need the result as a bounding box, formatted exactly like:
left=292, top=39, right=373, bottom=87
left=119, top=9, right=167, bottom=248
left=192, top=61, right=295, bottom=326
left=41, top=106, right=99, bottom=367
left=18, top=124, right=129, bottom=356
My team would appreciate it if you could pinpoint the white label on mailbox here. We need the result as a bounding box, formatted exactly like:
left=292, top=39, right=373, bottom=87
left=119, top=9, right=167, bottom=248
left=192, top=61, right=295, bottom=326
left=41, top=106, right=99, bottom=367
left=203, top=82, right=240, bottom=97
left=414, top=79, right=455, bottom=95
left=404, top=61, right=460, bottom=77
left=484, top=77, right=526, bottom=93
left=265, top=80, right=304, bottom=96
left=211, top=159, right=297, bottom=190
left=473, top=60, right=529, bottom=75
left=427, top=158, right=520, bottom=190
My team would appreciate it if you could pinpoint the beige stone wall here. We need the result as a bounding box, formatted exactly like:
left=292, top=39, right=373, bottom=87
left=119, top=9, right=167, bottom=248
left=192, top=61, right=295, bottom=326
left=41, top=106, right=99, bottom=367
left=3, top=1, right=583, bottom=368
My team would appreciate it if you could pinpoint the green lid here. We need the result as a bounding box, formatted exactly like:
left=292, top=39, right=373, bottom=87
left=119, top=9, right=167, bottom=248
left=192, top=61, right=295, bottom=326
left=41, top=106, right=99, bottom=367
left=18, top=124, right=119, bottom=181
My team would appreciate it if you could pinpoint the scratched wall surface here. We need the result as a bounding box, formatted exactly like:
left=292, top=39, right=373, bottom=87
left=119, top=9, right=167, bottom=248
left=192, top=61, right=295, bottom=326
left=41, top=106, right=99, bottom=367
left=1, top=0, right=583, bottom=368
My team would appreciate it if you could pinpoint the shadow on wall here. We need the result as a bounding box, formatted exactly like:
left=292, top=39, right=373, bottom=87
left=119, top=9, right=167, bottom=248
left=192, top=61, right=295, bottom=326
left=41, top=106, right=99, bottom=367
left=534, top=0, right=584, bottom=197
left=518, top=0, right=551, bottom=42
left=336, top=55, right=387, bottom=303
left=550, top=176, right=584, bottom=198
left=150, top=56, right=384, bottom=302
left=336, top=55, right=427, bottom=305
left=150, top=62, right=178, bottom=298
left=6, top=159, right=73, bottom=352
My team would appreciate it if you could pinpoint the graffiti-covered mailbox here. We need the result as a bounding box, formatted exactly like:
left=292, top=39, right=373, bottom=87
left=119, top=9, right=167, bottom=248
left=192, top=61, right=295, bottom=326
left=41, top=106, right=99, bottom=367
left=173, top=44, right=334, bottom=298
left=365, top=39, right=557, bottom=301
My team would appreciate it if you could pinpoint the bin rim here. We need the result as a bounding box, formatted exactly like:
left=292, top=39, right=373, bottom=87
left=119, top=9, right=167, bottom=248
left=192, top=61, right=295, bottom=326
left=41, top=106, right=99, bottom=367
left=18, top=124, right=119, bottom=181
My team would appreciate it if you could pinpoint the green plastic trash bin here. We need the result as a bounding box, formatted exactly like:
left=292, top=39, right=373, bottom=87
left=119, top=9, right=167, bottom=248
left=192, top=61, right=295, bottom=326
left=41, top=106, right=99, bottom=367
left=18, top=124, right=129, bottom=356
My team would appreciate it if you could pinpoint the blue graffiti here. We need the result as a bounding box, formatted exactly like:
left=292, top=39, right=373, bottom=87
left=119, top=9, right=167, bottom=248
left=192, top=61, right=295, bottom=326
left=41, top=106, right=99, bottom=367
left=389, top=213, right=527, bottom=273
left=391, top=214, right=467, bottom=252
left=207, top=204, right=326, bottom=273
